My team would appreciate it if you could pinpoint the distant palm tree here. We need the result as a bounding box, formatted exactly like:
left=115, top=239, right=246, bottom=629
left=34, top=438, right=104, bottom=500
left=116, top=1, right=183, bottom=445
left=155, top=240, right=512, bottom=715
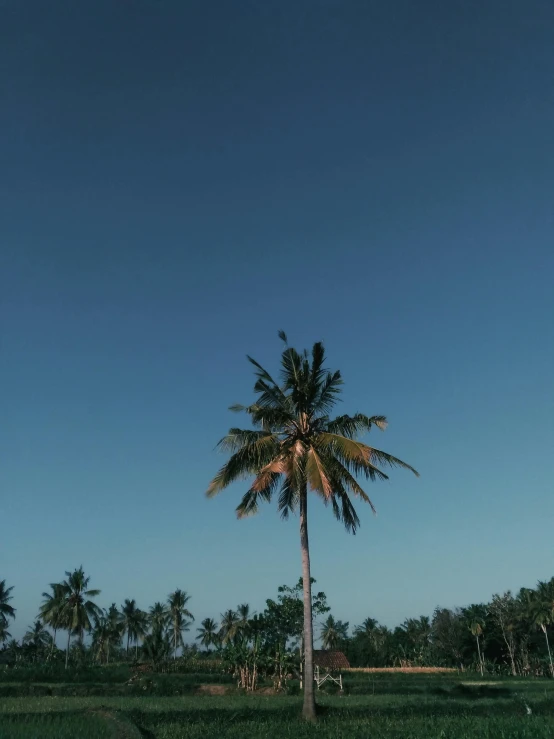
left=196, top=618, right=219, bottom=652
left=92, top=605, right=123, bottom=664
left=40, top=583, right=66, bottom=653
left=320, top=615, right=349, bottom=650
left=464, top=605, right=486, bottom=676
left=237, top=603, right=253, bottom=628
left=469, top=620, right=485, bottom=676
left=528, top=581, right=554, bottom=676
left=149, top=602, right=169, bottom=633
left=219, top=609, right=239, bottom=645
left=120, top=599, right=147, bottom=658
left=142, top=626, right=171, bottom=668
left=167, top=590, right=194, bottom=660
left=23, top=620, right=52, bottom=656
left=58, top=567, right=101, bottom=669
left=354, top=617, right=380, bottom=637
left=207, top=333, right=418, bottom=720
left=353, top=617, right=389, bottom=657
left=0, top=580, right=16, bottom=627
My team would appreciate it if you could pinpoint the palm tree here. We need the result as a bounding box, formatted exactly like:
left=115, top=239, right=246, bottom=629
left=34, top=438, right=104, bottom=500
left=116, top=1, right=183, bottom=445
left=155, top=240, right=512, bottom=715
left=320, top=615, right=348, bottom=650
left=121, top=599, right=147, bottom=658
left=149, top=602, right=168, bottom=632
left=528, top=581, right=554, bottom=676
left=40, top=583, right=66, bottom=653
left=219, top=609, right=239, bottom=645
left=58, top=567, right=101, bottom=669
left=354, top=617, right=380, bottom=637
left=23, top=620, right=52, bottom=657
left=237, top=603, right=252, bottom=627
left=196, top=618, right=219, bottom=652
left=464, top=605, right=486, bottom=676
left=167, top=590, right=194, bottom=660
left=0, top=580, right=16, bottom=627
left=92, top=605, right=122, bottom=664
left=142, top=626, right=172, bottom=667
left=207, top=332, right=418, bottom=720
left=469, top=619, right=485, bottom=676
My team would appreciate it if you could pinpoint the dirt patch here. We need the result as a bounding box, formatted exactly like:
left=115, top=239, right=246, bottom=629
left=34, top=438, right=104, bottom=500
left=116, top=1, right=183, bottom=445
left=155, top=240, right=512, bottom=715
left=194, top=684, right=229, bottom=696
left=256, top=687, right=278, bottom=695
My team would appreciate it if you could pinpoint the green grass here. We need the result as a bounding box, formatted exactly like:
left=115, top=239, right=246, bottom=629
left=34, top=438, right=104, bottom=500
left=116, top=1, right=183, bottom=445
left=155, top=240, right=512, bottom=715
left=1, top=672, right=553, bottom=737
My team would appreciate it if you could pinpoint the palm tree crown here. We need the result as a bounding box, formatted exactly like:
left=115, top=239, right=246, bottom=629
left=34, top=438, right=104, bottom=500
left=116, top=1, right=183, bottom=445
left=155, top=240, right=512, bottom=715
left=167, top=589, right=194, bottom=659
left=208, top=333, right=418, bottom=530
left=59, top=567, right=101, bottom=641
left=196, top=618, right=219, bottom=650
left=207, top=333, right=418, bottom=720
left=320, top=615, right=349, bottom=650
left=23, top=620, right=52, bottom=651
left=121, top=599, right=147, bottom=655
left=0, top=580, right=16, bottom=626
left=149, top=602, right=169, bottom=632
left=219, top=609, right=239, bottom=645
left=40, top=583, right=66, bottom=645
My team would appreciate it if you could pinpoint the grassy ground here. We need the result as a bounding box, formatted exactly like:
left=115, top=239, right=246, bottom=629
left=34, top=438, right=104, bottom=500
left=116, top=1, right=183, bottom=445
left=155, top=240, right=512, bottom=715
left=0, top=671, right=552, bottom=737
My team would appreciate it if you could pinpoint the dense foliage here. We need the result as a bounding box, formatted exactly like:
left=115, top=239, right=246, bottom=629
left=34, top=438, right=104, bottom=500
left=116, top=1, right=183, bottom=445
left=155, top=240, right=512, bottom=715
left=3, top=573, right=554, bottom=680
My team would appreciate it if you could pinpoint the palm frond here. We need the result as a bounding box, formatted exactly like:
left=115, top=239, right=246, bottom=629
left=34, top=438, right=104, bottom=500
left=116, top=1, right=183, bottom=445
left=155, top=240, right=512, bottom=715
left=337, top=493, right=361, bottom=534
left=280, top=346, right=303, bottom=394
left=317, top=433, right=390, bottom=481
left=323, top=454, right=377, bottom=514
left=207, top=434, right=281, bottom=497
left=236, top=471, right=281, bottom=518
left=312, top=370, right=343, bottom=415
left=327, top=414, right=388, bottom=437
left=365, top=447, right=419, bottom=476
left=306, top=447, right=333, bottom=499
left=217, top=429, right=277, bottom=453
left=277, top=477, right=299, bottom=520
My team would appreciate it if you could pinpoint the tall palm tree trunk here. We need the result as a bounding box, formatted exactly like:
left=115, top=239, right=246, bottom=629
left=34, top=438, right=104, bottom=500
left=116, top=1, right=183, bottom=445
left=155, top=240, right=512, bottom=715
left=126, top=632, right=130, bottom=655
left=542, top=625, right=554, bottom=677
left=135, top=641, right=138, bottom=660
left=300, top=488, right=316, bottom=721
left=65, top=630, right=71, bottom=669
left=476, top=635, right=483, bottom=676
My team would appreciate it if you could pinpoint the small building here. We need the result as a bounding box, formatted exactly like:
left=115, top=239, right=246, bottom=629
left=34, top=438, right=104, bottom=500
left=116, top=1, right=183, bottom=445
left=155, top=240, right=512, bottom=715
left=313, top=650, right=350, bottom=690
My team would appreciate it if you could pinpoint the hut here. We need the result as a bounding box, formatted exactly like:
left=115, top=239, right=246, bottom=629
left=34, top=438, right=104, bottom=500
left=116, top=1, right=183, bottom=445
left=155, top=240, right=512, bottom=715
left=312, top=650, right=350, bottom=690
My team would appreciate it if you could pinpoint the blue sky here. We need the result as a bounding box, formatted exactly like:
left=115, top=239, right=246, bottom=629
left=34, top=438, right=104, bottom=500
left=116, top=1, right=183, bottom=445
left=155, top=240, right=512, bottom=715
left=2, top=0, right=554, bottom=641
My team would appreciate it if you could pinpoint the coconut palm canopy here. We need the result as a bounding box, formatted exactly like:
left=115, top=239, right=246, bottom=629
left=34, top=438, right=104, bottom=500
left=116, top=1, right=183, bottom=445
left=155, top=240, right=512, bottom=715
left=0, top=580, right=16, bottom=626
left=208, top=331, right=418, bottom=531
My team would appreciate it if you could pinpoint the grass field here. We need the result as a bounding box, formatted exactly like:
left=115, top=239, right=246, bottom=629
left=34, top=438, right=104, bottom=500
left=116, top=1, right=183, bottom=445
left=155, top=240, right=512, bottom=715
left=1, top=670, right=553, bottom=738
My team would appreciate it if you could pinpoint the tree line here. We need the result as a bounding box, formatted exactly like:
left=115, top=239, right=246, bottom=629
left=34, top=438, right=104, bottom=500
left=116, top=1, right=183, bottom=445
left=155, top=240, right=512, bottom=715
left=2, top=572, right=554, bottom=680
left=326, top=581, right=554, bottom=678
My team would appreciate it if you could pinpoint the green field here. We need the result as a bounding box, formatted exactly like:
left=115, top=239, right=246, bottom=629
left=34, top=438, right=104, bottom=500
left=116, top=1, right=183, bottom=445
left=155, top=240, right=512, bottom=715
left=1, top=671, right=553, bottom=738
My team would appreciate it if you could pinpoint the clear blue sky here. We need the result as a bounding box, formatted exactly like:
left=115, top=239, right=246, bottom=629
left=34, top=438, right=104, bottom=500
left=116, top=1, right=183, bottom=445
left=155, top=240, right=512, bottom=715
left=2, top=0, right=553, bottom=641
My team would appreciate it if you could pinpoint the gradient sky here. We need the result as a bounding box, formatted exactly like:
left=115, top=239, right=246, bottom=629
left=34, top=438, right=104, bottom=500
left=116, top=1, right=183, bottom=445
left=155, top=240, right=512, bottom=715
left=2, top=0, right=554, bottom=641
